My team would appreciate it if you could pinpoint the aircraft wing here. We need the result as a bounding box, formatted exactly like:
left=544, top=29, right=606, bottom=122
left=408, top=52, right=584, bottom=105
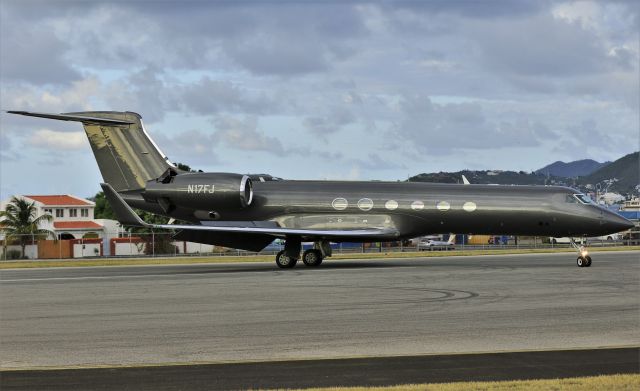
left=101, top=183, right=399, bottom=239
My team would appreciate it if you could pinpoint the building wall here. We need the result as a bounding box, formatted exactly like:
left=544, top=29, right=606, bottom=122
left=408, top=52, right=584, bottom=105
left=38, top=205, right=95, bottom=223
left=1, top=196, right=96, bottom=237
left=2, top=244, right=38, bottom=259
left=115, top=242, right=146, bottom=256
left=73, top=243, right=102, bottom=258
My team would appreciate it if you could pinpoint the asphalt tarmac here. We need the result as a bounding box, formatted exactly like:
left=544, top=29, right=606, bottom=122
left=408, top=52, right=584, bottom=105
left=1, top=251, right=638, bottom=389
left=2, top=348, right=638, bottom=390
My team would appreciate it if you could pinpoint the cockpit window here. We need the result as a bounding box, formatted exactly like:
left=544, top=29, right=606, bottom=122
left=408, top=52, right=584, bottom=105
left=573, top=193, right=593, bottom=204
left=565, top=194, right=578, bottom=203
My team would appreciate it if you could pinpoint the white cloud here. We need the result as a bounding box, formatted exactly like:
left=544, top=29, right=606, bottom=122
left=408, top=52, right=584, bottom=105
left=552, top=1, right=601, bottom=29
left=2, top=77, right=100, bottom=114
left=213, top=116, right=285, bottom=154
left=1, top=1, right=638, bottom=199
left=28, top=129, right=88, bottom=150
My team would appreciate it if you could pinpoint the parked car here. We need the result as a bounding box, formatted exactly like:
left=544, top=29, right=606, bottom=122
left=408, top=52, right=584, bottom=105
left=549, top=234, right=621, bottom=244
left=549, top=237, right=583, bottom=244
left=417, top=239, right=455, bottom=251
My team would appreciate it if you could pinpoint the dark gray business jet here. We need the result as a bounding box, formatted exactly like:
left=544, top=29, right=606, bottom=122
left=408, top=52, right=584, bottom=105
left=9, top=111, right=633, bottom=268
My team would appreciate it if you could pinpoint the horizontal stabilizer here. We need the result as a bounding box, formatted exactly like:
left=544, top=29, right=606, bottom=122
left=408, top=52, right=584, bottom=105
left=101, top=183, right=148, bottom=227
left=7, top=111, right=134, bottom=125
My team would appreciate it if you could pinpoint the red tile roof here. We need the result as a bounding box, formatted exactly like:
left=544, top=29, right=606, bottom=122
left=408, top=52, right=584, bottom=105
left=24, top=195, right=92, bottom=206
left=53, top=221, right=103, bottom=229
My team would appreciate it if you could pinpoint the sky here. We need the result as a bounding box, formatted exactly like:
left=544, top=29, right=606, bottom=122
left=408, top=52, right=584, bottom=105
left=1, top=0, right=639, bottom=200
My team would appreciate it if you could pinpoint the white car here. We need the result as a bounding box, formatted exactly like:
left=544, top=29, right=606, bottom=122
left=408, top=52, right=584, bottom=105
left=549, top=234, right=622, bottom=244
left=418, top=239, right=455, bottom=251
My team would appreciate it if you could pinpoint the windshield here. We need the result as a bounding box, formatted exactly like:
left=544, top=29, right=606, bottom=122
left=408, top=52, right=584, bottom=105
left=573, top=193, right=593, bottom=204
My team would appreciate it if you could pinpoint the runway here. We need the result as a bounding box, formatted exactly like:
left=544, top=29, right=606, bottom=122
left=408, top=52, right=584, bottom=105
left=1, top=251, right=639, bottom=387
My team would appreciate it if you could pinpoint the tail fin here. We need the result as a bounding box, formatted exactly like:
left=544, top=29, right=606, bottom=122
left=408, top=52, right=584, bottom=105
left=8, top=111, right=173, bottom=191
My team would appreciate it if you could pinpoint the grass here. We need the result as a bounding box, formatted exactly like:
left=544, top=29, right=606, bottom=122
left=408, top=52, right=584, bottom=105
left=280, top=374, right=640, bottom=391
left=1, top=246, right=638, bottom=269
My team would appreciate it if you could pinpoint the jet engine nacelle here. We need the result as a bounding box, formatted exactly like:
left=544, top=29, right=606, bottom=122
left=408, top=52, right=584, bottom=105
left=143, top=172, right=253, bottom=213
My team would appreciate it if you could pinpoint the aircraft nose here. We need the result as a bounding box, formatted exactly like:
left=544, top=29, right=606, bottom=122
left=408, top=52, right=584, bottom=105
left=605, top=211, right=634, bottom=232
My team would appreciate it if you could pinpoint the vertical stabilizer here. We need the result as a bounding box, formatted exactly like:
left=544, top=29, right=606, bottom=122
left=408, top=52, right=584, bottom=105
left=8, top=110, right=173, bottom=191
left=75, top=111, right=172, bottom=191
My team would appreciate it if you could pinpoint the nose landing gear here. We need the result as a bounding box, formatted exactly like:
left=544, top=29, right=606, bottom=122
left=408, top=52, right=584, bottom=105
left=576, top=255, right=592, bottom=267
left=571, top=239, right=592, bottom=267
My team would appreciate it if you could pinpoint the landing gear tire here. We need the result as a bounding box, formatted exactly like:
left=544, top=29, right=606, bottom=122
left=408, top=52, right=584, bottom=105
left=577, top=255, right=593, bottom=267
left=302, top=249, right=323, bottom=267
left=276, top=250, right=297, bottom=269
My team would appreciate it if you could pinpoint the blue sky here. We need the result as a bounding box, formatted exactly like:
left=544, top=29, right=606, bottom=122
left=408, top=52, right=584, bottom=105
left=1, top=0, right=638, bottom=199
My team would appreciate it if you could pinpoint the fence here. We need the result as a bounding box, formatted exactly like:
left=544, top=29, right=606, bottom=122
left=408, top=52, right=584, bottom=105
left=0, top=232, right=636, bottom=261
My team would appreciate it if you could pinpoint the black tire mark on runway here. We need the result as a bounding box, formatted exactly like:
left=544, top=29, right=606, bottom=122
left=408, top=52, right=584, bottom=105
left=2, top=347, right=637, bottom=391
left=293, top=286, right=480, bottom=311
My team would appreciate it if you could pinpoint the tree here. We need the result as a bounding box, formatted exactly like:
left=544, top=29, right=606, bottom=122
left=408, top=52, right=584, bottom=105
left=92, top=162, right=195, bottom=220
left=131, top=210, right=177, bottom=255
left=90, top=160, right=197, bottom=255
left=0, top=196, right=56, bottom=259
left=91, top=191, right=117, bottom=220
left=91, top=191, right=176, bottom=255
left=176, top=162, right=196, bottom=172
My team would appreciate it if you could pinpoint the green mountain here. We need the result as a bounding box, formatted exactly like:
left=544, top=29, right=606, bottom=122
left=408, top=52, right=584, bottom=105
left=535, top=159, right=609, bottom=178
left=409, top=151, right=639, bottom=196
left=576, top=152, right=639, bottom=194
left=409, top=170, right=572, bottom=187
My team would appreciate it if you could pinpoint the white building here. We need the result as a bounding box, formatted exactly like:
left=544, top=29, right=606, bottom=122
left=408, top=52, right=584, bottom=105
left=598, top=192, right=625, bottom=205
left=1, top=194, right=122, bottom=257
left=1, top=194, right=219, bottom=258
left=1, top=195, right=117, bottom=238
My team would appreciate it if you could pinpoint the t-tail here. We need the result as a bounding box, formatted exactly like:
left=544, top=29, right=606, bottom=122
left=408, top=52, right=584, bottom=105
left=7, top=111, right=173, bottom=192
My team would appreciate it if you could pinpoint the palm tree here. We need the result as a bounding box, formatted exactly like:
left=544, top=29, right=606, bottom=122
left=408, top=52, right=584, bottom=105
left=0, top=196, right=56, bottom=259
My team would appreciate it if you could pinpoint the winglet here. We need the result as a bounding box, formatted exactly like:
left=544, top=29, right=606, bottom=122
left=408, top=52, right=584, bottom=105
left=100, top=183, right=149, bottom=227
left=461, top=175, right=470, bottom=185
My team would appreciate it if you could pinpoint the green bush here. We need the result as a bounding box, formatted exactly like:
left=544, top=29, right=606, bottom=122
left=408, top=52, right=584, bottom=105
left=3, top=249, right=23, bottom=260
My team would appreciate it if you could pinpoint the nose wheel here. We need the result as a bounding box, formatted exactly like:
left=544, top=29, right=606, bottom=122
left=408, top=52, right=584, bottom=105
left=577, top=255, right=592, bottom=267
left=571, top=239, right=592, bottom=268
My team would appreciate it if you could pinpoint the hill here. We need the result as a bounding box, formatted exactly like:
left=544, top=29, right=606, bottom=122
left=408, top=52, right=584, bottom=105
left=535, top=159, right=609, bottom=178
left=409, top=170, right=571, bottom=187
left=408, top=151, right=639, bottom=196
left=577, top=152, right=639, bottom=194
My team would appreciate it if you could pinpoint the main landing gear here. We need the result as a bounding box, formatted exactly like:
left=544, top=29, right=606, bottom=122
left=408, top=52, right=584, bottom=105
left=275, top=238, right=331, bottom=269
left=570, top=238, right=592, bottom=268
left=302, top=248, right=325, bottom=266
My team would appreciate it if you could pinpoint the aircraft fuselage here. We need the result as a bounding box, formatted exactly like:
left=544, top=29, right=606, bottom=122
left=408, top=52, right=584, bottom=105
left=124, top=179, right=631, bottom=241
